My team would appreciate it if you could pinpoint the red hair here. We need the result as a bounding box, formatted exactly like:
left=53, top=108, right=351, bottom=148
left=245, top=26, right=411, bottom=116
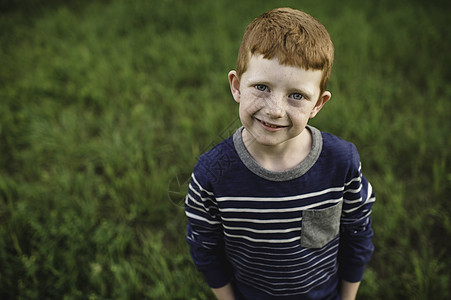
left=236, top=8, right=334, bottom=95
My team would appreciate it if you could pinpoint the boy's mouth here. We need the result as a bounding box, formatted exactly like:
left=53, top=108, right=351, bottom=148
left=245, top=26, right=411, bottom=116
left=255, top=118, right=288, bottom=128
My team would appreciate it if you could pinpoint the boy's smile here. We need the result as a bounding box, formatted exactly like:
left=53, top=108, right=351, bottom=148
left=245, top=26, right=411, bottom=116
left=255, top=117, right=288, bottom=130
left=228, top=54, right=331, bottom=165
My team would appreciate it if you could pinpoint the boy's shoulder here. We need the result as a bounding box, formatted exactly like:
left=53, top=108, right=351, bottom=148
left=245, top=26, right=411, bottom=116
left=192, top=132, right=242, bottom=187
left=198, top=134, right=236, bottom=164
left=319, top=129, right=361, bottom=168
left=321, top=130, right=356, bottom=150
left=194, top=132, right=238, bottom=172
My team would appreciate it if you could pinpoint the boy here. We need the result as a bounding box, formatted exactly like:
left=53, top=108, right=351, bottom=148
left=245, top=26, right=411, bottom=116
left=185, top=7, right=375, bottom=300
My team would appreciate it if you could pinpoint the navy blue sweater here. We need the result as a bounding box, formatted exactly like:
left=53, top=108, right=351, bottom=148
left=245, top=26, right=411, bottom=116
left=185, top=126, right=375, bottom=299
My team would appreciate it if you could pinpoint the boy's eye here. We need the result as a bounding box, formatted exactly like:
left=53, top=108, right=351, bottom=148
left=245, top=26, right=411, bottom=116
left=255, top=84, right=268, bottom=92
left=290, top=93, right=304, bottom=101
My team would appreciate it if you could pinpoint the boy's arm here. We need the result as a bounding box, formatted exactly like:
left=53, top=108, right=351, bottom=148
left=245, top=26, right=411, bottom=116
left=212, top=283, right=235, bottom=300
left=185, top=166, right=233, bottom=290
left=339, top=144, right=376, bottom=285
left=340, top=280, right=361, bottom=300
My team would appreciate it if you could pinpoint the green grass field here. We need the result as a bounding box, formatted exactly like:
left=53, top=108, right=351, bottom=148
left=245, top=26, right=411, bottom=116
left=1, top=0, right=450, bottom=299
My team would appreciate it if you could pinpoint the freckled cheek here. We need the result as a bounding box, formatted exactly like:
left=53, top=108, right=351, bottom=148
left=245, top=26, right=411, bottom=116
left=286, top=108, right=306, bottom=121
left=288, top=112, right=310, bottom=128
left=241, top=98, right=263, bottom=116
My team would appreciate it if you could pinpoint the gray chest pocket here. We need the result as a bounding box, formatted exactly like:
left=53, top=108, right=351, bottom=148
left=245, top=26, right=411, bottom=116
left=301, top=201, right=343, bottom=248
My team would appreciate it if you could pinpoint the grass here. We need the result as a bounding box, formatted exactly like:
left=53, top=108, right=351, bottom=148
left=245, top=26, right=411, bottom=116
left=0, top=0, right=450, bottom=299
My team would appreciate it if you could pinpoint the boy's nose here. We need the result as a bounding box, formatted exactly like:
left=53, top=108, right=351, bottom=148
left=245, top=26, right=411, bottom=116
left=265, top=95, right=285, bottom=118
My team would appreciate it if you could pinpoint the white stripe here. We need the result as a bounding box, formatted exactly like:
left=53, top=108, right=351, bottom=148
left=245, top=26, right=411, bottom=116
left=185, top=200, right=207, bottom=215
left=191, top=174, right=214, bottom=196
left=220, top=198, right=342, bottom=213
left=227, top=242, right=338, bottom=265
left=367, top=183, right=374, bottom=201
left=230, top=250, right=336, bottom=281
left=345, top=176, right=360, bottom=186
left=223, top=224, right=300, bottom=234
left=188, top=184, right=216, bottom=206
left=344, top=198, right=362, bottom=204
left=185, top=195, right=217, bottom=217
left=343, top=184, right=375, bottom=213
left=341, top=209, right=372, bottom=223
left=345, top=185, right=362, bottom=194
left=217, top=186, right=344, bottom=202
left=343, top=198, right=363, bottom=213
left=226, top=238, right=301, bottom=252
left=224, top=231, right=300, bottom=243
left=186, top=191, right=207, bottom=209
left=185, top=211, right=220, bottom=225
left=229, top=253, right=335, bottom=279
left=226, top=242, right=308, bottom=258
left=222, top=216, right=302, bottom=224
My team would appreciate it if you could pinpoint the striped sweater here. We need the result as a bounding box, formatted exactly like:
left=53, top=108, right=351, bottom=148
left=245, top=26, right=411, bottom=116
left=185, top=126, right=375, bottom=299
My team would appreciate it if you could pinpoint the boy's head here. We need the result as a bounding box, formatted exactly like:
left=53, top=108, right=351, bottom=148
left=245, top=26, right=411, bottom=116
left=236, top=8, right=334, bottom=95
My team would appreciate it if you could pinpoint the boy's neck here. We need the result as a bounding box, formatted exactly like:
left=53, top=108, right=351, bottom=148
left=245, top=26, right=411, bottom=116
left=242, top=127, right=313, bottom=172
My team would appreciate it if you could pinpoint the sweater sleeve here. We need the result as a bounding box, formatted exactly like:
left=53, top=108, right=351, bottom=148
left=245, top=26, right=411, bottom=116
left=338, top=144, right=375, bottom=282
left=185, top=160, right=231, bottom=288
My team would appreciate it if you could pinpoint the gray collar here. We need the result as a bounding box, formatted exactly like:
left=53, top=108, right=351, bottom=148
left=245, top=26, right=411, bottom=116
left=233, top=125, right=323, bottom=181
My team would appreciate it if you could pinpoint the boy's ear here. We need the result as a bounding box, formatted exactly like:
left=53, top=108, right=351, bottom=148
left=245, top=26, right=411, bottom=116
left=228, top=70, right=241, bottom=103
left=309, top=91, right=331, bottom=118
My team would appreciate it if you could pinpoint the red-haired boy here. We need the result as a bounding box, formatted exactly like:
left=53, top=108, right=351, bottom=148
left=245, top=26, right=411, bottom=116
left=185, top=8, right=375, bottom=300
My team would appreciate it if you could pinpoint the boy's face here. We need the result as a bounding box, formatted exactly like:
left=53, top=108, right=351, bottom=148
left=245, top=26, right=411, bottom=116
left=228, top=54, right=331, bottom=148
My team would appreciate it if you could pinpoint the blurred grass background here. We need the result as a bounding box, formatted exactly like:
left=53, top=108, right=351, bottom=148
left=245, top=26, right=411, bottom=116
left=0, top=0, right=450, bottom=299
